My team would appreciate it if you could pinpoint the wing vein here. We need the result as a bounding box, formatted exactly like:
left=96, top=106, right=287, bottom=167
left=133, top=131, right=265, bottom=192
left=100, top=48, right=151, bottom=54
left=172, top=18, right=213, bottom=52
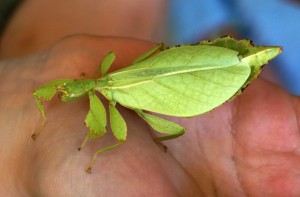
left=153, top=80, right=201, bottom=103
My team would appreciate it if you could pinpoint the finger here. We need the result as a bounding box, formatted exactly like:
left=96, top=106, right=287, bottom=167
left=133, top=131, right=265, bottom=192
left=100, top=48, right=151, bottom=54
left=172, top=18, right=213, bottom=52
left=233, top=78, right=300, bottom=196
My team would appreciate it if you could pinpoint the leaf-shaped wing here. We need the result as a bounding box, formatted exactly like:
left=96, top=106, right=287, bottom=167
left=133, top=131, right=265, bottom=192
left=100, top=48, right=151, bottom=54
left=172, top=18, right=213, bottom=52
left=99, top=45, right=250, bottom=117
left=102, top=64, right=250, bottom=117
left=97, top=38, right=281, bottom=117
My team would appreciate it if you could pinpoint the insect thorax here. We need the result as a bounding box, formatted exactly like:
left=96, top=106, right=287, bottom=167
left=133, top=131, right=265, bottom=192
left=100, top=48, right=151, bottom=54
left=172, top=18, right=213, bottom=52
left=59, top=79, right=96, bottom=102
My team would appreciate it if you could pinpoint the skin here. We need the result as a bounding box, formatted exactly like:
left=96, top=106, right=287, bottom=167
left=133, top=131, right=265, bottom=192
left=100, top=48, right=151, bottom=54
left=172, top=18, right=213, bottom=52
left=1, top=1, right=300, bottom=197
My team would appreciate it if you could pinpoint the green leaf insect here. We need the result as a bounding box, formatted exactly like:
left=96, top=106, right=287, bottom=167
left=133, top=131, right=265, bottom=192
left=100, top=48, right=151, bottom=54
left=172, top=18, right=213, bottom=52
left=33, top=36, right=282, bottom=173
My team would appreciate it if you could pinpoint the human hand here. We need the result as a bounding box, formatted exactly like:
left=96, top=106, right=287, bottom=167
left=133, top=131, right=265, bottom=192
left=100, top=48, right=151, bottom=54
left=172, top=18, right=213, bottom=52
left=0, top=36, right=299, bottom=197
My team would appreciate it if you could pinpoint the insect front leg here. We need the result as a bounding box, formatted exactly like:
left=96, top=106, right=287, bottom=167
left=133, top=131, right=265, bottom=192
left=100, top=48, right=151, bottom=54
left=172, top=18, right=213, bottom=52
left=135, top=110, right=185, bottom=148
left=78, top=90, right=107, bottom=147
left=94, top=51, right=115, bottom=78
left=131, top=43, right=165, bottom=64
left=32, top=79, right=74, bottom=139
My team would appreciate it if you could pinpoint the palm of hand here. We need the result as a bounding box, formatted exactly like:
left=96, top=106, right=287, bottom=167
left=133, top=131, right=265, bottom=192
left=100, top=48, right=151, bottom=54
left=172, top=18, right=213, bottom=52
left=0, top=36, right=299, bottom=197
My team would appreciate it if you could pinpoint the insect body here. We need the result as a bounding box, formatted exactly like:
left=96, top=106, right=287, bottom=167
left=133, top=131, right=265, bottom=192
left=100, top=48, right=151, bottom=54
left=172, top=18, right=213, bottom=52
left=33, top=37, right=282, bottom=173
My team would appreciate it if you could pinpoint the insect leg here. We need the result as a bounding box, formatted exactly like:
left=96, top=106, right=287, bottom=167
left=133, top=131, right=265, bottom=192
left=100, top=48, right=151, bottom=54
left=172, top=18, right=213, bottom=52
left=32, top=79, right=73, bottom=139
left=85, top=101, right=127, bottom=173
left=131, top=43, right=164, bottom=64
left=79, top=90, right=111, bottom=173
left=86, top=143, right=122, bottom=173
left=135, top=110, right=185, bottom=142
left=94, top=51, right=115, bottom=78
left=81, top=90, right=107, bottom=142
left=109, top=102, right=127, bottom=143
left=79, top=90, right=106, bottom=150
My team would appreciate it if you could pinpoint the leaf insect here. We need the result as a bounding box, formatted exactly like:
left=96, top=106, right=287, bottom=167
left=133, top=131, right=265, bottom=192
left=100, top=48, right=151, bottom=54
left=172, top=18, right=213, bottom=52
left=33, top=37, right=282, bottom=173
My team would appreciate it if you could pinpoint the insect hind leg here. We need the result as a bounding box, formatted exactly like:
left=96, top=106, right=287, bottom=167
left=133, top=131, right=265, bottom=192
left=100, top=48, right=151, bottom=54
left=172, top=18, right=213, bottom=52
left=135, top=110, right=185, bottom=149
